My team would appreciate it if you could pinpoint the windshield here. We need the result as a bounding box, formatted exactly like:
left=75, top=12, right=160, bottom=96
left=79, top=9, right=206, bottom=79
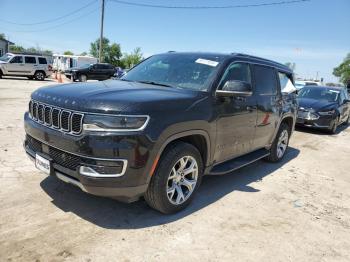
left=121, top=53, right=226, bottom=91
left=0, top=54, right=13, bottom=62
left=298, top=87, right=339, bottom=102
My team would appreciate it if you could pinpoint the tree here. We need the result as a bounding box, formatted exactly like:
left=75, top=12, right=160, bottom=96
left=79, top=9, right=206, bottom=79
left=333, top=53, right=350, bottom=86
left=0, top=33, right=5, bottom=40
left=90, top=37, right=122, bottom=65
left=9, top=45, right=25, bottom=53
left=63, top=50, right=74, bottom=55
left=79, top=51, right=88, bottom=56
left=121, top=47, right=143, bottom=68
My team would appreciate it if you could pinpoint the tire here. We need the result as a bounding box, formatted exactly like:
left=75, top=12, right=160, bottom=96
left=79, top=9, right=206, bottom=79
left=79, top=74, right=87, bottom=82
left=343, top=115, right=350, bottom=126
left=265, top=122, right=290, bottom=163
left=328, top=117, right=339, bottom=134
left=144, top=142, right=204, bottom=214
left=34, top=71, right=45, bottom=81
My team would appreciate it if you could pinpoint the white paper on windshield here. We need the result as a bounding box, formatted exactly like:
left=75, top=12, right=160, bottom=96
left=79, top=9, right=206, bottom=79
left=195, top=58, right=219, bottom=67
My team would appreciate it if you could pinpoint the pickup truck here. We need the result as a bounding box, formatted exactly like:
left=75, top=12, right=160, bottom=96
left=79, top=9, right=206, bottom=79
left=24, top=52, right=297, bottom=214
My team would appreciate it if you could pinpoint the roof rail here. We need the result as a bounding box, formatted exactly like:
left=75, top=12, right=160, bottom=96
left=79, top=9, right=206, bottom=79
left=9, top=51, right=50, bottom=56
left=231, top=53, right=288, bottom=68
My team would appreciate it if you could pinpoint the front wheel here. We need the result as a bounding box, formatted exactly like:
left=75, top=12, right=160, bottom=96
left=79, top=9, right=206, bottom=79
left=79, top=74, right=87, bottom=82
left=328, top=117, right=339, bottom=134
left=144, top=142, right=203, bottom=214
left=265, top=123, right=290, bottom=162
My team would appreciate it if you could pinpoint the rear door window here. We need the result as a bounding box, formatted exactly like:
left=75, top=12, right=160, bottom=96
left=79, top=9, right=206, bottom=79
left=253, top=65, right=278, bottom=95
left=25, top=56, right=37, bottom=64
left=38, top=57, right=47, bottom=64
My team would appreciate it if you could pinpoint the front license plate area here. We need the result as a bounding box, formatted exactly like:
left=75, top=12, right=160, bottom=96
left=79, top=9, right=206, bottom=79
left=35, top=154, right=51, bottom=175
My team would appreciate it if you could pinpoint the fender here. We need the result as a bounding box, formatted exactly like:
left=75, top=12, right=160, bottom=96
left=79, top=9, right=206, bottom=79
left=270, top=113, right=296, bottom=145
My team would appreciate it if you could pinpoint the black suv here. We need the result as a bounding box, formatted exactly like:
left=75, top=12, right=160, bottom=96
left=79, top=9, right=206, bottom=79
left=24, top=52, right=297, bottom=214
left=64, top=63, right=115, bottom=82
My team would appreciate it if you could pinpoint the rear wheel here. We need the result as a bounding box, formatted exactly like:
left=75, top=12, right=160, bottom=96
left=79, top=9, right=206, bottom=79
left=144, top=142, right=203, bottom=214
left=79, top=74, right=87, bottom=82
left=34, top=71, right=45, bottom=81
left=265, top=123, right=290, bottom=162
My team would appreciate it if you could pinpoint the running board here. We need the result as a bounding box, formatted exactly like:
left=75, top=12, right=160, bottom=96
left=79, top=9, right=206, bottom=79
left=209, top=148, right=270, bottom=175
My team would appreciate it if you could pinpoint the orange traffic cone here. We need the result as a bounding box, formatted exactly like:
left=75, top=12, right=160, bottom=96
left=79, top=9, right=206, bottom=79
left=58, top=72, right=63, bottom=83
left=53, top=71, right=57, bottom=79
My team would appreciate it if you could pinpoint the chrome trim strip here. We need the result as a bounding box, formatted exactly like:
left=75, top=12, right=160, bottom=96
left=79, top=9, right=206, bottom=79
left=79, top=159, right=128, bottom=178
left=60, top=110, right=71, bottom=132
left=71, top=113, right=84, bottom=135
left=44, top=106, right=52, bottom=126
left=51, top=108, right=61, bottom=129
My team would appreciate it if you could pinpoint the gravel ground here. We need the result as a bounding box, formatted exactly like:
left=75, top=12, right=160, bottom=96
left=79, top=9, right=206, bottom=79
left=0, top=77, right=350, bottom=262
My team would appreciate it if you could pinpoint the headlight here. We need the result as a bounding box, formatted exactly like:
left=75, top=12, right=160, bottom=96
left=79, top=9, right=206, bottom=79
left=318, top=110, right=335, bottom=116
left=83, top=114, right=149, bottom=131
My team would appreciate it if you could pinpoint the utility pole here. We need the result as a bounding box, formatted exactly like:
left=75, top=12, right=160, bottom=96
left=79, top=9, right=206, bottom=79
left=99, top=0, right=105, bottom=63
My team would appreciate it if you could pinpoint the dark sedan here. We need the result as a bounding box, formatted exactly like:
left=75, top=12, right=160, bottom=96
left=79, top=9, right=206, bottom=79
left=296, top=86, right=350, bottom=133
left=65, top=63, right=115, bottom=82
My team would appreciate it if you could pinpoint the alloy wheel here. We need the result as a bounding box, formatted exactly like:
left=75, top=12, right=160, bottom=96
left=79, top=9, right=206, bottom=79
left=277, top=129, right=289, bottom=159
left=166, top=156, right=198, bottom=205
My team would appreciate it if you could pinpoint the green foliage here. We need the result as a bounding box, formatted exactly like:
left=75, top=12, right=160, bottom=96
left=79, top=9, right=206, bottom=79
left=63, top=50, right=74, bottom=55
left=333, top=53, right=350, bottom=85
left=0, top=33, right=5, bottom=40
left=79, top=51, right=88, bottom=56
left=120, top=47, right=143, bottom=69
left=90, top=37, right=122, bottom=65
left=9, top=45, right=25, bottom=53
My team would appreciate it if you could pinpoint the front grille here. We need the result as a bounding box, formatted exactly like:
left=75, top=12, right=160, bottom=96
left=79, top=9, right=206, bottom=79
left=26, top=135, right=81, bottom=171
left=28, top=100, right=84, bottom=135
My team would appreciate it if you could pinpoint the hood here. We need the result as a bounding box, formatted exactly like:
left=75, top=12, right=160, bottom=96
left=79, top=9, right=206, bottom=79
left=31, top=80, right=203, bottom=114
left=0, top=60, right=8, bottom=64
left=297, top=97, right=337, bottom=111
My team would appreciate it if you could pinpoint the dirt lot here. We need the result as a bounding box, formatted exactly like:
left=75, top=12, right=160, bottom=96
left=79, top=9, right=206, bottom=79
left=1, top=77, right=350, bottom=262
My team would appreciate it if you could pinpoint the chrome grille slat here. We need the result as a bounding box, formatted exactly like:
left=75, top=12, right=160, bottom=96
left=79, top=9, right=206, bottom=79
left=28, top=100, right=84, bottom=136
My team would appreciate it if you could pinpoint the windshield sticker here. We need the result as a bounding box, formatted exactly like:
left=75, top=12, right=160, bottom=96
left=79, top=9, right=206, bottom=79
left=195, top=58, right=219, bottom=67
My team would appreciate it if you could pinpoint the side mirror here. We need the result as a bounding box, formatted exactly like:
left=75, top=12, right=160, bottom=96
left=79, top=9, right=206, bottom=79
left=216, top=80, right=252, bottom=97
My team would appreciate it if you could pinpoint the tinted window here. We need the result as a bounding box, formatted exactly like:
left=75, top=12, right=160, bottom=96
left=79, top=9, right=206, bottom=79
left=10, top=56, right=23, bottom=63
left=219, top=62, right=251, bottom=89
left=38, top=57, right=47, bottom=64
left=25, top=56, right=36, bottom=64
left=254, top=65, right=277, bottom=95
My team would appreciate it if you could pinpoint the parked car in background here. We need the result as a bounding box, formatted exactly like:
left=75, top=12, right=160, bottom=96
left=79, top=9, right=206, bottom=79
left=24, top=52, right=297, bottom=213
left=0, top=53, right=52, bottom=80
left=295, top=80, right=321, bottom=90
left=296, top=86, right=350, bottom=133
left=53, top=54, right=97, bottom=72
left=64, top=63, right=115, bottom=82
left=114, top=67, right=126, bottom=78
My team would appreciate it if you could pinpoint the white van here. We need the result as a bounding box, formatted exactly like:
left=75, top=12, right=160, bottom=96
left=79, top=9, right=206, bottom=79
left=0, top=53, right=52, bottom=80
left=52, top=54, right=97, bottom=72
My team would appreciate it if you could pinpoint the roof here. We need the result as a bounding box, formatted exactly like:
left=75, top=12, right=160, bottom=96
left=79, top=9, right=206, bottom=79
left=163, top=51, right=292, bottom=73
left=0, top=39, right=15, bottom=45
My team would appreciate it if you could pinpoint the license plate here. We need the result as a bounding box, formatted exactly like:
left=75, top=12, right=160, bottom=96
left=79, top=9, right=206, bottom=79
left=35, top=154, right=51, bottom=175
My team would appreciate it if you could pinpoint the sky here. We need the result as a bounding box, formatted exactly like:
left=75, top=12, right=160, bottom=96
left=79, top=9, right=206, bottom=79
left=0, top=0, right=349, bottom=83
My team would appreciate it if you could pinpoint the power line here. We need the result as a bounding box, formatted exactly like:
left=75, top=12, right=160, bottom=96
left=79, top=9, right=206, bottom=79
left=0, top=7, right=99, bottom=33
left=108, top=0, right=310, bottom=9
left=0, top=0, right=97, bottom=26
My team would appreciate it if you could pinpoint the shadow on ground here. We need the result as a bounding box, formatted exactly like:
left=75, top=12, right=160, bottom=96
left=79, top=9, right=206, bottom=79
left=0, top=76, right=54, bottom=82
left=40, top=147, right=300, bottom=229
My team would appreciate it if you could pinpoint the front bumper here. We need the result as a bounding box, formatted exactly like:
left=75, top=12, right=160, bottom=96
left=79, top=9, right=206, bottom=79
left=24, top=112, right=155, bottom=202
left=296, top=112, right=335, bottom=129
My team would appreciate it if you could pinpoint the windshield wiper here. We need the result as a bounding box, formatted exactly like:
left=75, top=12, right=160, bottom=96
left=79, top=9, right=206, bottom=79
left=137, top=80, right=172, bottom=88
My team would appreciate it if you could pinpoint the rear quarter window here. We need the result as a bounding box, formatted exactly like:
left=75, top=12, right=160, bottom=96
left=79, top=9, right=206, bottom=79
left=38, top=57, right=47, bottom=64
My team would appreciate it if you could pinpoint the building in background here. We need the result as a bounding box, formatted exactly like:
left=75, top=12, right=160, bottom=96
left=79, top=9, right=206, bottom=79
left=0, top=39, right=14, bottom=57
